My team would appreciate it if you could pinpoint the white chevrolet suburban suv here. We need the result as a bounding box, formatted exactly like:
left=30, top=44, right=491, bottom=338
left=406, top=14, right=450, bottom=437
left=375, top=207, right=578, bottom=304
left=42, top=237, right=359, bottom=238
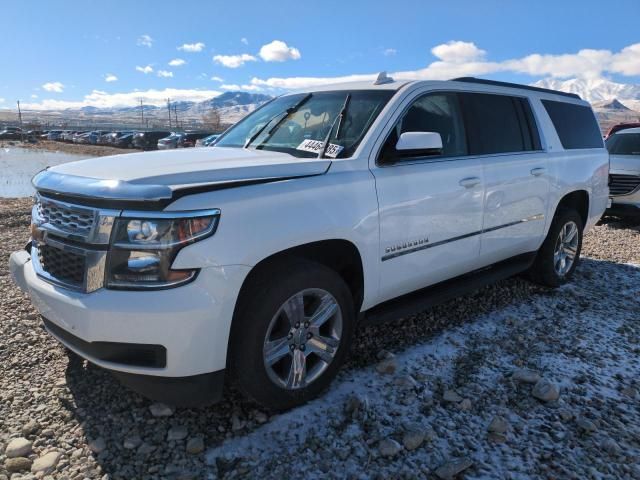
left=9, top=75, right=609, bottom=409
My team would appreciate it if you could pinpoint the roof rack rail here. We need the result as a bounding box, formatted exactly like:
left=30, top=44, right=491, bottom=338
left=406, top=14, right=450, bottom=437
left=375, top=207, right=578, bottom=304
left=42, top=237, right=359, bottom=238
left=451, top=77, right=581, bottom=100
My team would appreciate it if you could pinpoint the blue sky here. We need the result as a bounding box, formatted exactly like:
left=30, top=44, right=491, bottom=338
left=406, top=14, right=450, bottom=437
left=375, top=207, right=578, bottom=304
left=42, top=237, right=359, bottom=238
left=1, top=0, right=639, bottom=109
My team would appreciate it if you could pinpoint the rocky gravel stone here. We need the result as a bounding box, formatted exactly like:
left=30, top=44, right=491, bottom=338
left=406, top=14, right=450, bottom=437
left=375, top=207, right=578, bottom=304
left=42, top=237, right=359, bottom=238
left=512, top=368, right=541, bottom=384
left=4, top=457, right=32, bottom=473
left=168, top=426, right=189, bottom=441
left=531, top=378, right=560, bottom=402
left=5, top=438, right=32, bottom=458
left=442, top=390, right=463, bottom=403
left=402, top=428, right=425, bottom=451
left=378, top=439, right=402, bottom=457
left=488, top=415, right=509, bottom=434
left=434, top=457, right=474, bottom=480
left=149, top=403, right=174, bottom=417
left=30, top=451, right=61, bottom=474
left=186, top=437, right=205, bottom=455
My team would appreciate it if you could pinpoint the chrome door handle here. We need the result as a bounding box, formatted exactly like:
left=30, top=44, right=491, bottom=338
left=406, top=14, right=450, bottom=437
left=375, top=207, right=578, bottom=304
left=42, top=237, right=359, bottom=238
left=530, top=167, right=546, bottom=177
left=459, top=177, right=481, bottom=188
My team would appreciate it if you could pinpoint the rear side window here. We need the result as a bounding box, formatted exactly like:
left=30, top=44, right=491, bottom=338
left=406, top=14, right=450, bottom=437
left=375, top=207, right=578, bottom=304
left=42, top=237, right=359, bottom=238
left=541, top=100, right=603, bottom=149
left=459, top=93, right=541, bottom=155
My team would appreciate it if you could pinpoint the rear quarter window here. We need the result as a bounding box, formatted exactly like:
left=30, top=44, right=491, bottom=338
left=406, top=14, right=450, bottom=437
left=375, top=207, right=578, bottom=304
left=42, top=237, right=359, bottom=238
left=541, top=100, right=603, bottom=150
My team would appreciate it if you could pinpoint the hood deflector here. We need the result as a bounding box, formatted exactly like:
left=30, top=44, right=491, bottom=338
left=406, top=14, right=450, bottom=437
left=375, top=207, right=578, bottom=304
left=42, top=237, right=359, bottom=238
left=32, top=166, right=330, bottom=210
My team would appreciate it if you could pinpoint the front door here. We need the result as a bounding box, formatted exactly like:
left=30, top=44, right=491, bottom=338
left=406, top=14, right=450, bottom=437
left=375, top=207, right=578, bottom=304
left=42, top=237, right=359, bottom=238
left=371, top=92, right=485, bottom=304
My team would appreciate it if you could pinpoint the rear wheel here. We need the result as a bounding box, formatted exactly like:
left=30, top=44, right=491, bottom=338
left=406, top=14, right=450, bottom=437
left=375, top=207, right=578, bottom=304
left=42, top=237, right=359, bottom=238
left=529, top=208, right=583, bottom=287
left=229, top=259, right=355, bottom=410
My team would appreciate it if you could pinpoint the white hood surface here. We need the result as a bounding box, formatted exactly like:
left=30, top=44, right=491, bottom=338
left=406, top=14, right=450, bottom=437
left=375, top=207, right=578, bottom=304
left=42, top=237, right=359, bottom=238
left=49, top=147, right=331, bottom=189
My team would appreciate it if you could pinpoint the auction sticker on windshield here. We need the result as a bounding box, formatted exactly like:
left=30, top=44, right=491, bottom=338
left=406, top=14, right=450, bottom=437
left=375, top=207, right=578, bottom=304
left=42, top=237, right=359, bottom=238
left=296, top=139, right=344, bottom=158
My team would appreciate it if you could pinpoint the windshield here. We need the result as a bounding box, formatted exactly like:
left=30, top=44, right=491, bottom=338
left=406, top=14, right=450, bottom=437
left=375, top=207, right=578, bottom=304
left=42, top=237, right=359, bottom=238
left=606, top=133, right=640, bottom=155
left=215, top=90, right=394, bottom=158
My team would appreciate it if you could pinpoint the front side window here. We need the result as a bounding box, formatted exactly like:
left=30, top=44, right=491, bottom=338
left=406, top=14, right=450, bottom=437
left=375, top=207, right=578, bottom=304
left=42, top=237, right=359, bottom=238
left=215, top=90, right=394, bottom=158
left=379, top=92, right=467, bottom=164
left=605, top=132, right=640, bottom=156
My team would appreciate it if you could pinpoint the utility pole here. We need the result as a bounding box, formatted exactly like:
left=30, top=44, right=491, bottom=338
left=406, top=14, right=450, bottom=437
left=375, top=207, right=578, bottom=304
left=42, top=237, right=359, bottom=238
left=166, top=98, right=172, bottom=129
left=139, top=98, right=144, bottom=128
left=17, top=100, right=24, bottom=142
left=174, top=105, right=178, bottom=129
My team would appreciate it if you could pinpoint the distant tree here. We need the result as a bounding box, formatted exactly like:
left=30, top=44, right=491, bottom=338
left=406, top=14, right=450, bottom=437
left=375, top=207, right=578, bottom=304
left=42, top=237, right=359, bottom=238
left=202, top=108, right=222, bottom=132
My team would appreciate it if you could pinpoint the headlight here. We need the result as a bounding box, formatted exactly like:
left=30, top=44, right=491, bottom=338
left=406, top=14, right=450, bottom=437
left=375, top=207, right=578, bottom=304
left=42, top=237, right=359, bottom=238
left=106, top=210, right=220, bottom=289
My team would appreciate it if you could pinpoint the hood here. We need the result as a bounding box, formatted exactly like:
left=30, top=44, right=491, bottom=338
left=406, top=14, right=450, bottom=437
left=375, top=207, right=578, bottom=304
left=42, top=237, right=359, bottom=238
left=609, top=154, right=640, bottom=174
left=36, top=147, right=331, bottom=204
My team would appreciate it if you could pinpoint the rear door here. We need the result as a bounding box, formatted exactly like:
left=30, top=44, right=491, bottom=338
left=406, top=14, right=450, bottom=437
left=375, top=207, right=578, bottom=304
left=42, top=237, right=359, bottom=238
left=459, top=92, right=549, bottom=263
left=371, top=91, right=486, bottom=303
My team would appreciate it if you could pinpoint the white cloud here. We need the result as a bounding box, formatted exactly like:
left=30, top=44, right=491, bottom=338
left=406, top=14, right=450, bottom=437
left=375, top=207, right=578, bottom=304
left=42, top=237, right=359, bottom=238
left=135, top=65, right=154, bottom=74
left=431, top=41, right=486, bottom=63
left=157, top=70, right=174, bottom=78
left=250, top=41, right=640, bottom=91
left=0, top=98, right=5, bottom=103
left=609, top=43, right=640, bottom=76
left=383, top=48, right=397, bottom=56
left=213, top=53, right=257, bottom=68
left=22, top=88, right=222, bottom=110
left=137, top=34, right=153, bottom=48
left=178, top=42, right=205, bottom=52
left=104, top=74, right=118, bottom=82
left=210, top=76, right=224, bottom=82
left=220, top=83, right=262, bottom=92
left=42, top=82, right=64, bottom=93
left=168, top=58, right=186, bottom=67
left=258, top=40, right=301, bottom=62
left=241, top=37, right=248, bottom=45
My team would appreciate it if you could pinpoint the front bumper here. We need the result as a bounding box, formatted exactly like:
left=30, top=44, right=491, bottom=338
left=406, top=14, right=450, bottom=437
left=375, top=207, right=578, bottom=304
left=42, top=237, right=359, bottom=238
left=10, top=249, right=250, bottom=380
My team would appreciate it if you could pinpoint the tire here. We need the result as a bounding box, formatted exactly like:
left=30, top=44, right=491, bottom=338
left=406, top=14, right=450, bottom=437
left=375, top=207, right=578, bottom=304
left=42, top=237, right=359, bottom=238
left=228, top=258, right=355, bottom=410
left=529, top=208, right=583, bottom=287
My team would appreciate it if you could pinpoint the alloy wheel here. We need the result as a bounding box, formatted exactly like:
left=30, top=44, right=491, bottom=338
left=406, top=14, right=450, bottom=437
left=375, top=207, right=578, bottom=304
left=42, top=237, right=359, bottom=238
left=553, top=220, right=579, bottom=276
left=262, top=288, right=343, bottom=390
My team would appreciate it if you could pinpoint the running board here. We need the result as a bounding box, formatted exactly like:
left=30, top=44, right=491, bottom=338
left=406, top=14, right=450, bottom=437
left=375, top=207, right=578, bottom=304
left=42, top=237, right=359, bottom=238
left=362, top=252, right=536, bottom=325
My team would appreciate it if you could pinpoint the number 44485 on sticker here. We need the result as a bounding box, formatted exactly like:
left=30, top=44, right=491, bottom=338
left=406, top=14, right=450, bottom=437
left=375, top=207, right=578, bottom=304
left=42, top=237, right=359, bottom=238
left=296, top=139, right=344, bottom=158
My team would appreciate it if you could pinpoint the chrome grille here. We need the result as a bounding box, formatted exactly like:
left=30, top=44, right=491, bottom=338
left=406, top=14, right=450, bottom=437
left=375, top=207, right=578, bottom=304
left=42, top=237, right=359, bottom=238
left=609, top=174, right=640, bottom=196
left=37, top=244, right=86, bottom=287
left=36, top=197, right=96, bottom=237
left=31, top=195, right=117, bottom=292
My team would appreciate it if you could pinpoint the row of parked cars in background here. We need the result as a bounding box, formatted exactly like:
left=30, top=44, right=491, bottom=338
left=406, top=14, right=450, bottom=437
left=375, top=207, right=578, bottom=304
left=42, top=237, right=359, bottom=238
left=45, top=129, right=220, bottom=150
left=0, top=126, right=219, bottom=150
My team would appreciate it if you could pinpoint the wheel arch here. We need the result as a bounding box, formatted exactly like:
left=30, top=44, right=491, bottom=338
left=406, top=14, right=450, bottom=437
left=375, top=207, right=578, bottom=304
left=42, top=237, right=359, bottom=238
left=233, top=239, right=365, bottom=316
left=553, top=189, right=589, bottom=228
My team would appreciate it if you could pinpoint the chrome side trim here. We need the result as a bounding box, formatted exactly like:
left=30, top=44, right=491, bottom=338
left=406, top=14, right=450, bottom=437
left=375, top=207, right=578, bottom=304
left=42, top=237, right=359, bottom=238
left=33, top=170, right=173, bottom=202
left=381, top=214, right=544, bottom=261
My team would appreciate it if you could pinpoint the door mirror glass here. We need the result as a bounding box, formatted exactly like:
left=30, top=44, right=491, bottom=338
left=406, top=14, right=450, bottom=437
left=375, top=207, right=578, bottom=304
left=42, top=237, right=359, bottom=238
left=395, top=131, right=443, bottom=153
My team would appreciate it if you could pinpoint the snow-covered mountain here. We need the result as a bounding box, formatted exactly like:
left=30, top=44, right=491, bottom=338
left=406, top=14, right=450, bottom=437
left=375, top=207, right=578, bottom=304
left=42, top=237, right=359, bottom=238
left=533, top=78, right=640, bottom=111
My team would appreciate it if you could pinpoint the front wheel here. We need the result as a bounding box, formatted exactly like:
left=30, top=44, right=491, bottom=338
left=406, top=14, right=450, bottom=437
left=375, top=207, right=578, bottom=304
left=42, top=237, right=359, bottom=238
left=529, top=208, right=583, bottom=287
left=229, top=259, right=355, bottom=410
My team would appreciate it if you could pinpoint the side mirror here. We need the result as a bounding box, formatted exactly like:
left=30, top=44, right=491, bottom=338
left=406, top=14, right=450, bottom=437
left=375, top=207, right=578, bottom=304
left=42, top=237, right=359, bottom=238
left=395, top=131, right=443, bottom=154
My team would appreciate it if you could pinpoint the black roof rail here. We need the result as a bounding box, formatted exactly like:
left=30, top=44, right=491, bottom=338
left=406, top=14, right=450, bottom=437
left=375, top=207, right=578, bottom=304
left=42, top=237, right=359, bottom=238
left=451, top=77, right=581, bottom=100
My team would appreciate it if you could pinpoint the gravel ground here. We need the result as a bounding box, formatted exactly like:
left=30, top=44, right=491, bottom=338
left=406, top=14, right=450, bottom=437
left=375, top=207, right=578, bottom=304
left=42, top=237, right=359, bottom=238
left=1, top=198, right=638, bottom=479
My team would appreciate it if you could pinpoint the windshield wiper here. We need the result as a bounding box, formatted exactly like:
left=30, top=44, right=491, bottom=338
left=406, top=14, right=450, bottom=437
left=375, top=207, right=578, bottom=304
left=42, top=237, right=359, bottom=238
left=244, top=93, right=312, bottom=149
left=318, top=93, right=351, bottom=159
